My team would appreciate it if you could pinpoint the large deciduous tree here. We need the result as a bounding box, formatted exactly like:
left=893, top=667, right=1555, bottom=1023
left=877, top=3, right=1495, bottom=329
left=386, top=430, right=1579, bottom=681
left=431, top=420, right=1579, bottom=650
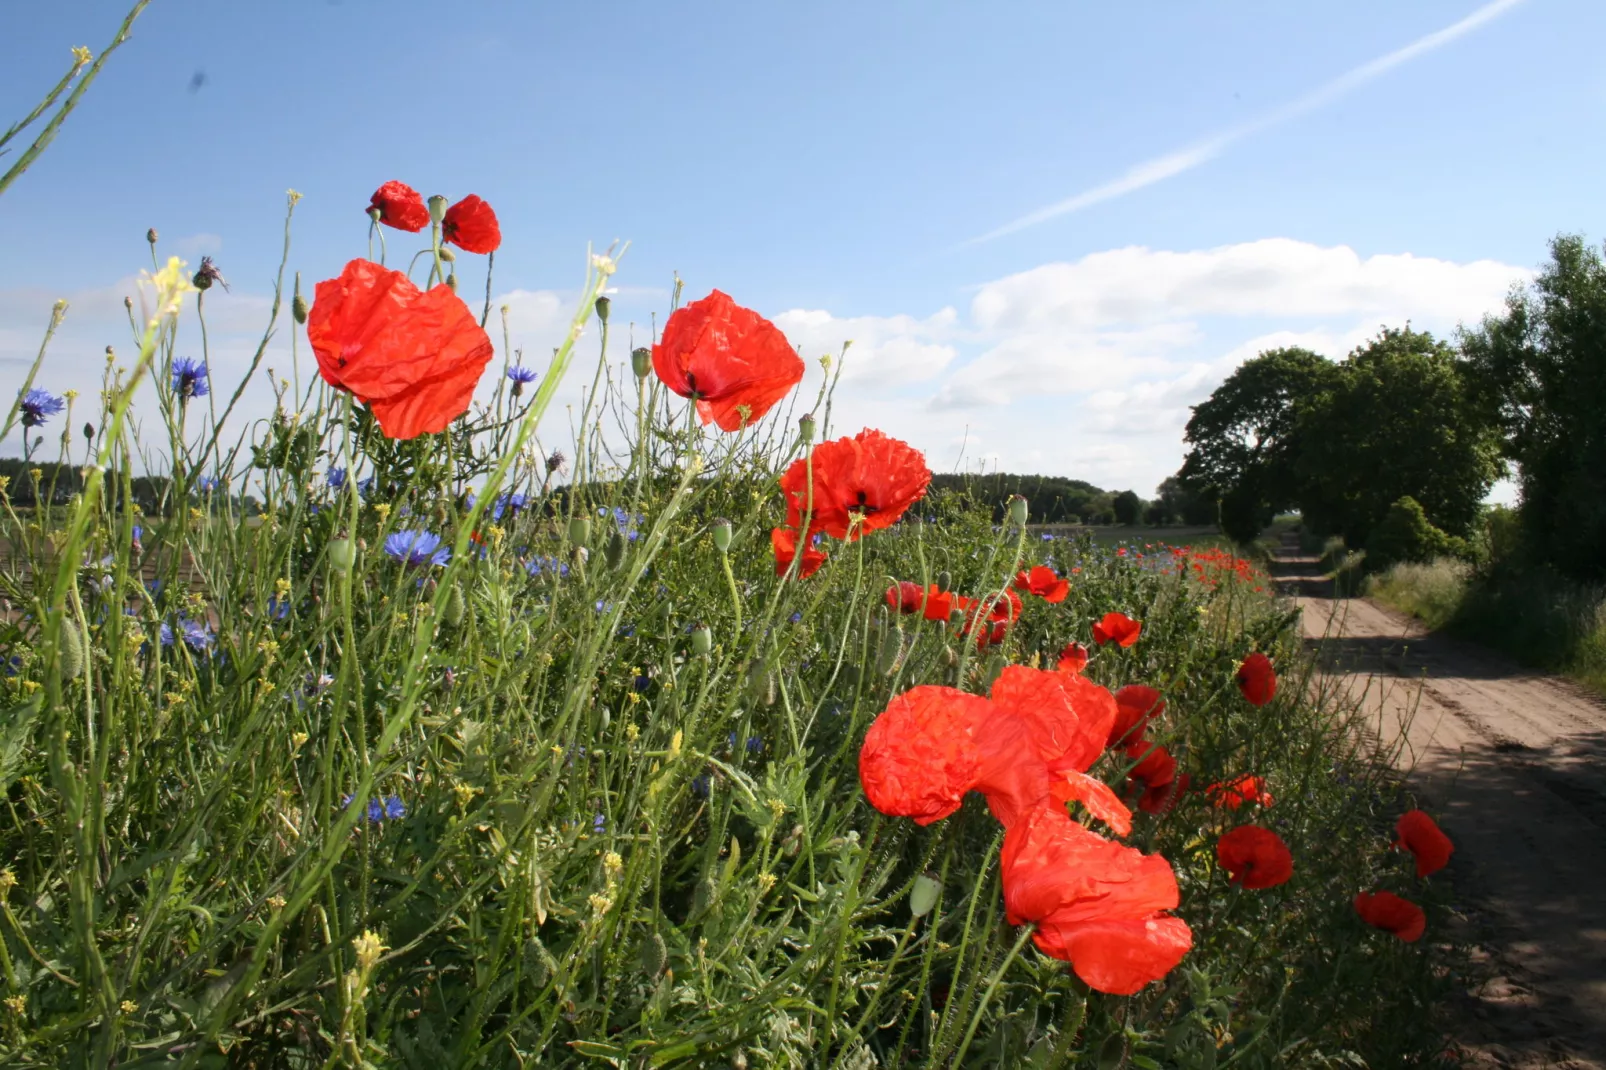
left=1460, top=234, right=1606, bottom=581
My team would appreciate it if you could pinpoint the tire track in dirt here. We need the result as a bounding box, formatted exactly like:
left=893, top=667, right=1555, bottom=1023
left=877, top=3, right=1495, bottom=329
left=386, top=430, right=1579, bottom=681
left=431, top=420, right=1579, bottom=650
left=1276, top=545, right=1606, bottom=1068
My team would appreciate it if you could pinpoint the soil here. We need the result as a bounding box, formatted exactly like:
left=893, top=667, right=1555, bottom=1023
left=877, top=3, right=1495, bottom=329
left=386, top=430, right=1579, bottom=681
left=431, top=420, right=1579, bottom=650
left=1273, top=543, right=1606, bottom=1068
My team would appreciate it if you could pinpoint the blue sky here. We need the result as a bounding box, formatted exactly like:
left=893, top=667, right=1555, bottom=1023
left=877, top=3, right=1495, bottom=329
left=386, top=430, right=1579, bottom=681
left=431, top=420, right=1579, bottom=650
left=4, top=0, right=1602, bottom=494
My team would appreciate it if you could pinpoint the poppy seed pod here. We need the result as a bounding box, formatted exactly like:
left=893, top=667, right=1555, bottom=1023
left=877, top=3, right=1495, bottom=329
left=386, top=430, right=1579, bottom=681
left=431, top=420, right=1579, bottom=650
left=568, top=516, right=592, bottom=546
left=798, top=413, right=816, bottom=444
left=631, top=347, right=652, bottom=379
left=595, top=295, right=610, bottom=324
left=1008, top=495, right=1029, bottom=526
left=427, top=195, right=448, bottom=224
left=328, top=537, right=355, bottom=572
left=690, top=624, right=712, bottom=656
left=712, top=518, right=732, bottom=553
left=367, top=207, right=382, bottom=224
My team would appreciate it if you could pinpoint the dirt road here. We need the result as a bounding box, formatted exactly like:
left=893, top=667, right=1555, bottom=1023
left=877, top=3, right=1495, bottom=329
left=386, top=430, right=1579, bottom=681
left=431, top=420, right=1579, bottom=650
left=1275, top=549, right=1606, bottom=1068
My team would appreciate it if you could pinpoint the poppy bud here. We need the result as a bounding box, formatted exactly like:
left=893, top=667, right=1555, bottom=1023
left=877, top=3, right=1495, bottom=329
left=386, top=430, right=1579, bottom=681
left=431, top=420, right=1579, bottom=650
left=443, top=583, right=466, bottom=627
left=948, top=607, right=966, bottom=628
left=146, top=228, right=158, bottom=245
left=428, top=195, right=448, bottom=224
left=58, top=620, right=85, bottom=680
left=83, top=422, right=94, bottom=442
left=605, top=530, right=626, bottom=569
left=1008, top=495, right=1029, bottom=526
left=877, top=625, right=904, bottom=675
left=292, top=273, right=308, bottom=324
left=910, top=872, right=941, bottom=918
left=631, top=347, right=652, bottom=379
left=711, top=518, right=732, bottom=553
left=798, top=413, right=816, bottom=444
left=692, top=876, right=717, bottom=915
left=328, top=537, right=355, bottom=572
left=941, top=644, right=958, bottom=667
left=595, top=295, right=611, bottom=324
left=690, top=624, right=712, bottom=656
left=936, top=570, right=951, bottom=592
left=446, top=274, right=459, bottom=294
left=599, top=706, right=611, bottom=730
left=438, top=247, right=456, bottom=263
left=123, top=296, right=132, bottom=313
left=568, top=516, right=591, bottom=546
left=641, top=932, right=668, bottom=978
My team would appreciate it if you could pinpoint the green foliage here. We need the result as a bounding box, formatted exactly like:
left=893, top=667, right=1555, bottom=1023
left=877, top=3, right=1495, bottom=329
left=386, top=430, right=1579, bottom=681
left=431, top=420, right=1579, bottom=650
left=927, top=472, right=1108, bottom=524
left=1294, top=327, right=1501, bottom=547
left=1461, top=234, right=1606, bottom=581
left=1365, top=559, right=1473, bottom=631
left=1364, top=497, right=1467, bottom=574
left=1217, top=481, right=1270, bottom=546
left=1111, top=489, right=1141, bottom=526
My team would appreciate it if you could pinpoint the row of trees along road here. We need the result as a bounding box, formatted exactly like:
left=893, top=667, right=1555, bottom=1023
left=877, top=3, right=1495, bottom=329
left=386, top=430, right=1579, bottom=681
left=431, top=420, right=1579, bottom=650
left=1176, top=233, right=1606, bottom=583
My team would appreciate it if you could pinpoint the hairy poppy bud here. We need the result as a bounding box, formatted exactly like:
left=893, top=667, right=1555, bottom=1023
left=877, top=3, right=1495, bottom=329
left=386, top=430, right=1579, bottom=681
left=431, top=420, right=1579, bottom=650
left=641, top=932, right=668, bottom=978
left=442, top=583, right=466, bottom=627
left=746, top=662, right=776, bottom=706
left=292, top=273, right=308, bottom=324
left=83, top=422, right=94, bottom=443
left=798, top=412, right=816, bottom=444
left=711, top=518, right=732, bottom=553
left=605, top=530, right=626, bottom=569
left=910, top=873, right=941, bottom=918
left=146, top=228, right=158, bottom=245
left=877, top=625, right=904, bottom=676
left=941, top=644, right=958, bottom=667
left=568, top=516, right=591, bottom=546
left=936, top=570, right=951, bottom=592
left=58, top=620, right=85, bottom=680
left=438, top=247, right=456, bottom=263
left=445, top=274, right=459, bottom=294
left=427, top=195, right=448, bottom=224
left=692, top=876, right=717, bottom=916
left=328, top=537, right=355, bottom=572
left=631, top=347, right=652, bottom=379
left=1008, top=495, right=1029, bottom=526
left=948, top=607, right=966, bottom=628
left=595, top=295, right=611, bottom=324
left=690, top=624, right=712, bottom=656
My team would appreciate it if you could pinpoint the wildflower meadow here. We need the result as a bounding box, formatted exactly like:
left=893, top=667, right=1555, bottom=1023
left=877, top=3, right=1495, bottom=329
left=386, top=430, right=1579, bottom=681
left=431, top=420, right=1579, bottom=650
left=0, top=174, right=1471, bottom=1068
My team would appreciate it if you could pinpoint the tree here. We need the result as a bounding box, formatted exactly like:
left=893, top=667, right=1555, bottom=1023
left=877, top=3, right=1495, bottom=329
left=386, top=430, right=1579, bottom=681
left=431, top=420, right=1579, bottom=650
left=1295, top=327, right=1501, bottom=547
left=1461, top=235, right=1606, bottom=580
left=1112, top=490, right=1142, bottom=525
left=1180, top=347, right=1340, bottom=523
left=1365, top=496, right=1466, bottom=572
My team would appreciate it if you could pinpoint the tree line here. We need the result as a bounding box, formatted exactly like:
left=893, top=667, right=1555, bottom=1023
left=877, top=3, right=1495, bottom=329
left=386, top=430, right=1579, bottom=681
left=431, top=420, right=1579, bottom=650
left=1174, top=233, right=1606, bottom=582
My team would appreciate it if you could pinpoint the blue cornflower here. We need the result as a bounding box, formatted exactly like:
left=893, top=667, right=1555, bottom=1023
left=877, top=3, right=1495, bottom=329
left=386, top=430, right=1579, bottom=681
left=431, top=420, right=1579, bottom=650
left=19, top=389, right=65, bottom=428
left=266, top=596, right=291, bottom=621
left=746, top=736, right=764, bottom=754
left=131, top=524, right=143, bottom=546
left=326, top=467, right=347, bottom=491
left=158, top=622, right=175, bottom=647
left=2, top=655, right=20, bottom=677
left=196, top=475, right=220, bottom=493
left=384, top=530, right=450, bottom=567
left=633, top=673, right=651, bottom=692
left=788, top=611, right=803, bottom=624
left=170, top=357, right=209, bottom=400
left=691, top=776, right=711, bottom=798
left=592, top=813, right=606, bottom=834
left=525, top=555, right=569, bottom=579
left=492, top=492, right=528, bottom=521
left=594, top=599, right=611, bottom=614
left=506, top=365, right=538, bottom=395
left=383, top=795, right=406, bottom=820
left=178, top=617, right=214, bottom=652
left=357, top=476, right=376, bottom=498
left=1041, top=533, right=1055, bottom=542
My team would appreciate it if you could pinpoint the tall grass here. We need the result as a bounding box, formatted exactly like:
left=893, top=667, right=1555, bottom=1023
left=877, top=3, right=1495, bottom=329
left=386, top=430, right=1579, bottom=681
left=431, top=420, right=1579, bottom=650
left=0, top=206, right=1467, bottom=1067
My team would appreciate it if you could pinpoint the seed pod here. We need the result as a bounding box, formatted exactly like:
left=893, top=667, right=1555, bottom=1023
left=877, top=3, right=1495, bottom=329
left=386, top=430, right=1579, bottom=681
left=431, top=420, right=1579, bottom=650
left=428, top=194, right=448, bottom=223
left=442, top=584, right=466, bottom=627
left=568, top=516, right=592, bottom=546
left=631, top=347, right=652, bottom=379
left=594, top=295, right=610, bottom=324
left=641, top=932, right=668, bottom=978
left=58, top=620, right=85, bottom=679
left=1008, top=495, right=1029, bottom=526
left=605, top=530, right=626, bottom=570
left=798, top=413, right=816, bottom=444
left=690, top=624, right=712, bottom=656
left=910, top=873, right=941, bottom=918
left=711, top=518, right=732, bottom=553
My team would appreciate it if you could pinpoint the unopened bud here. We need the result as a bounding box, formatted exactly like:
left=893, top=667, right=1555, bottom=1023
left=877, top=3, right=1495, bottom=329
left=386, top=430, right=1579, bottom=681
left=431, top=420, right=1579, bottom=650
left=877, top=625, right=904, bottom=675
left=641, top=932, right=668, bottom=978
left=146, top=228, right=158, bottom=245
left=328, top=537, right=355, bottom=572
left=428, top=195, right=448, bottom=224
left=631, top=347, right=652, bottom=379
left=605, top=530, right=626, bottom=569
left=798, top=413, right=816, bottom=443
left=594, top=295, right=611, bottom=324
left=438, top=247, right=456, bottom=263
left=1008, top=495, right=1029, bottom=526
left=935, top=570, right=951, bottom=592
left=690, top=624, right=712, bottom=656
left=83, top=422, right=94, bottom=442
left=568, top=516, right=591, bottom=546
left=445, top=274, right=458, bottom=293
left=910, top=872, right=941, bottom=918
left=292, top=272, right=308, bottom=324
left=711, top=518, right=732, bottom=553
left=442, top=583, right=466, bottom=627
left=58, top=620, right=85, bottom=680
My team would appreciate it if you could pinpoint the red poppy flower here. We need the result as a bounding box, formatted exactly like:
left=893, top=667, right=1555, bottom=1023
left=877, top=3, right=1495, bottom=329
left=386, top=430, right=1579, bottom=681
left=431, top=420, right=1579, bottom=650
left=1056, top=641, right=1089, bottom=675
left=1206, top=775, right=1274, bottom=810
left=653, top=290, right=805, bottom=432
left=1137, top=772, right=1190, bottom=815
left=308, top=258, right=494, bottom=440
left=368, top=180, right=429, bottom=232
left=984, top=666, right=1126, bottom=833
left=1013, top=565, right=1070, bottom=604
left=1001, top=806, right=1193, bottom=994
left=1236, top=651, right=1277, bottom=706
left=859, top=686, right=991, bottom=825
left=959, top=589, right=1023, bottom=648
left=885, top=581, right=926, bottom=615
left=1092, top=612, right=1142, bottom=648
left=1394, top=810, right=1454, bottom=878
left=921, top=586, right=957, bottom=622
left=771, top=526, right=827, bottom=579
left=441, top=194, right=502, bottom=254
left=779, top=429, right=931, bottom=540
left=1216, top=825, right=1293, bottom=889
left=1109, top=685, right=1165, bottom=749
left=1354, top=890, right=1426, bottom=942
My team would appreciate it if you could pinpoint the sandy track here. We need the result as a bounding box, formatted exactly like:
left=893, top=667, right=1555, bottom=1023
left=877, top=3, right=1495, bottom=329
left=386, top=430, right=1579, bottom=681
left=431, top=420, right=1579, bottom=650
left=1276, top=548, right=1606, bottom=1068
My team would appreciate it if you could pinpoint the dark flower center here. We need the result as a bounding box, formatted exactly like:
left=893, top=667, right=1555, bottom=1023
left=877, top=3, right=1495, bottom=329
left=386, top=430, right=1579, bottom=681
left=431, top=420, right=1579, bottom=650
left=849, top=489, right=879, bottom=515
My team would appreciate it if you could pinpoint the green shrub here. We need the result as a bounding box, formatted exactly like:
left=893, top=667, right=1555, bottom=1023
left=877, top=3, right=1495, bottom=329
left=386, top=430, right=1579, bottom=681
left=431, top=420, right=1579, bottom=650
left=1365, top=496, right=1467, bottom=573
left=1365, top=559, right=1472, bottom=631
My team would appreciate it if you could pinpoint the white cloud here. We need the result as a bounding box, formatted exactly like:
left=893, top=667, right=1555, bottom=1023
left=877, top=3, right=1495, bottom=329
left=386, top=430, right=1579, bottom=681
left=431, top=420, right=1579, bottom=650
left=772, top=307, right=958, bottom=387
